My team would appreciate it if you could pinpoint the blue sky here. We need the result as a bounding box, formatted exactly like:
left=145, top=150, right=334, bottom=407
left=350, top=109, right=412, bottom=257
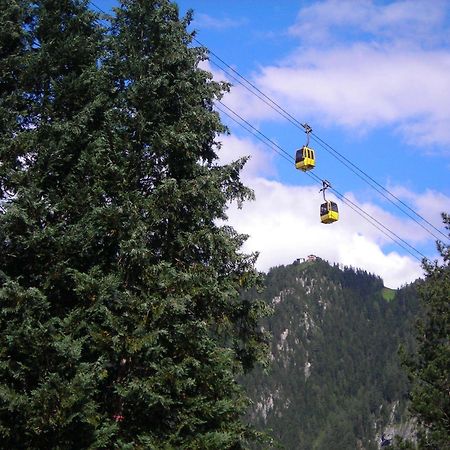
left=95, top=0, right=450, bottom=287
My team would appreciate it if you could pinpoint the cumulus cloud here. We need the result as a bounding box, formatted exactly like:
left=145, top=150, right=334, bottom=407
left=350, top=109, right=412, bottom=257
left=254, top=44, right=450, bottom=147
left=225, top=176, right=424, bottom=288
left=288, top=0, right=448, bottom=46
left=199, top=59, right=278, bottom=124
left=218, top=136, right=426, bottom=288
left=337, top=187, right=448, bottom=248
left=386, top=184, right=450, bottom=237
left=215, top=134, right=276, bottom=180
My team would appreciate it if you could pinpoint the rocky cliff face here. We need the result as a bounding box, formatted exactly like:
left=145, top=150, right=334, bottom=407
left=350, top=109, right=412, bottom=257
left=242, top=259, right=420, bottom=450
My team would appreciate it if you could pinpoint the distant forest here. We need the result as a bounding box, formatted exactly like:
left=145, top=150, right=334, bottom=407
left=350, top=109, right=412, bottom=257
left=242, top=259, right=420, bottom=449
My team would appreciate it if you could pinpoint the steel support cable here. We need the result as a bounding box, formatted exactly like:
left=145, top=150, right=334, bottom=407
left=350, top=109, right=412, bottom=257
left=216, top=101, right=293, bottom=163
left=215, top=107, right=293, bottom=167
left=196, top=38, right=448, bottom=243
left=216, top=101, right=425, bottom=262
left=208, top=59, right=301, bottom=130
left=90, top=1, right=107, bottom=14
left=195, top=39, right=307, bottom=130
left=309, top=133, right=449, bottom=243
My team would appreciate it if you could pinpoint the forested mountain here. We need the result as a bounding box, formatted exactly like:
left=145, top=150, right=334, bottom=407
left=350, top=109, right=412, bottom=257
left=242, top=258, right=420, bottom=450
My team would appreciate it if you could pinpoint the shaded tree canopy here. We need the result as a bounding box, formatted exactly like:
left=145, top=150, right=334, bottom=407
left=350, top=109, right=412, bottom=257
left=0, top=1, right=269, bottom=448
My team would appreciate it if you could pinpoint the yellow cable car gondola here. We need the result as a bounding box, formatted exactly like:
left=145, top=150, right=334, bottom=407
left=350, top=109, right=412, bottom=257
left=319, top=180, right=339, bottom=224
left=295, top=124, right=315, bottom=171
left=320, top=200, right=339, bottom=224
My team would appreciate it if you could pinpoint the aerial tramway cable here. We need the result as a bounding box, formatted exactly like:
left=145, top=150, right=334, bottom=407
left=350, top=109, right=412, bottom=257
left=215, top=101, right=426, bottom=262
left=85, top=4, right=440, bottom=257
left=196, top=38, right=448, bottom=244
left=88, top=6, right=446, bottom=243
left=90, top=1, right=107, bottom=14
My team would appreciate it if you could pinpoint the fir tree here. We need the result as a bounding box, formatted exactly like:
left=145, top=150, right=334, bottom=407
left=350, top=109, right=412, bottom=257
left=402, top=214, right=450, bottom=450
left=0, top=1, right=269, bottom=448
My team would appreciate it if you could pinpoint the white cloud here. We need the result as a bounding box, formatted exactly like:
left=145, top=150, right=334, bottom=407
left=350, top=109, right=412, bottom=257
left=200, top=59, right=277, bottom=124
left=339, top=190, right=448, bottom=247
left=219, top=136, right=426, bottom=288
left=216, top=134, right=276, bottom=180
left=226, top=177, right=423, bottom=288
left=336, top=234, right=423, bottom=288
left=252, top=44, right=450, bottom=147
left=386, top=184, right=450, bottom=237
left=288, top=0, right=448, bottom=46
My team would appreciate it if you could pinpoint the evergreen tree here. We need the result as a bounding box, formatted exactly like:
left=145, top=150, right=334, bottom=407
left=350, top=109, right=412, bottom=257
left=402, top=213, right=450, bottom=450
left=0, top=1, right=269, bottom=448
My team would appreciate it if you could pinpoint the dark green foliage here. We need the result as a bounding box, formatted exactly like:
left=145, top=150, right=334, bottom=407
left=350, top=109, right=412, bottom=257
left=399, top=214, right=450, bottom=450
left=242, top=259, right=421, bottom=450
left=0, top=1, right=269, bottom=448
left=392, top=436, right=418, bottom=450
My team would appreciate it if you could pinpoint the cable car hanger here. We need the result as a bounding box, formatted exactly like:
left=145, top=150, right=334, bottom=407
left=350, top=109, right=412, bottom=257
left=320, top=179, right=331, bottom=201
left=304, top=123, right=312, bottom=146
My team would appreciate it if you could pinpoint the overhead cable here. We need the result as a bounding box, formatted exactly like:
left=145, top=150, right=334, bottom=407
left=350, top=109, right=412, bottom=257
left=89, top=1, right=107, bottom=14
left=195, top=38, right=448, bottom=243
left=216, top=101, right=425, bottom=262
